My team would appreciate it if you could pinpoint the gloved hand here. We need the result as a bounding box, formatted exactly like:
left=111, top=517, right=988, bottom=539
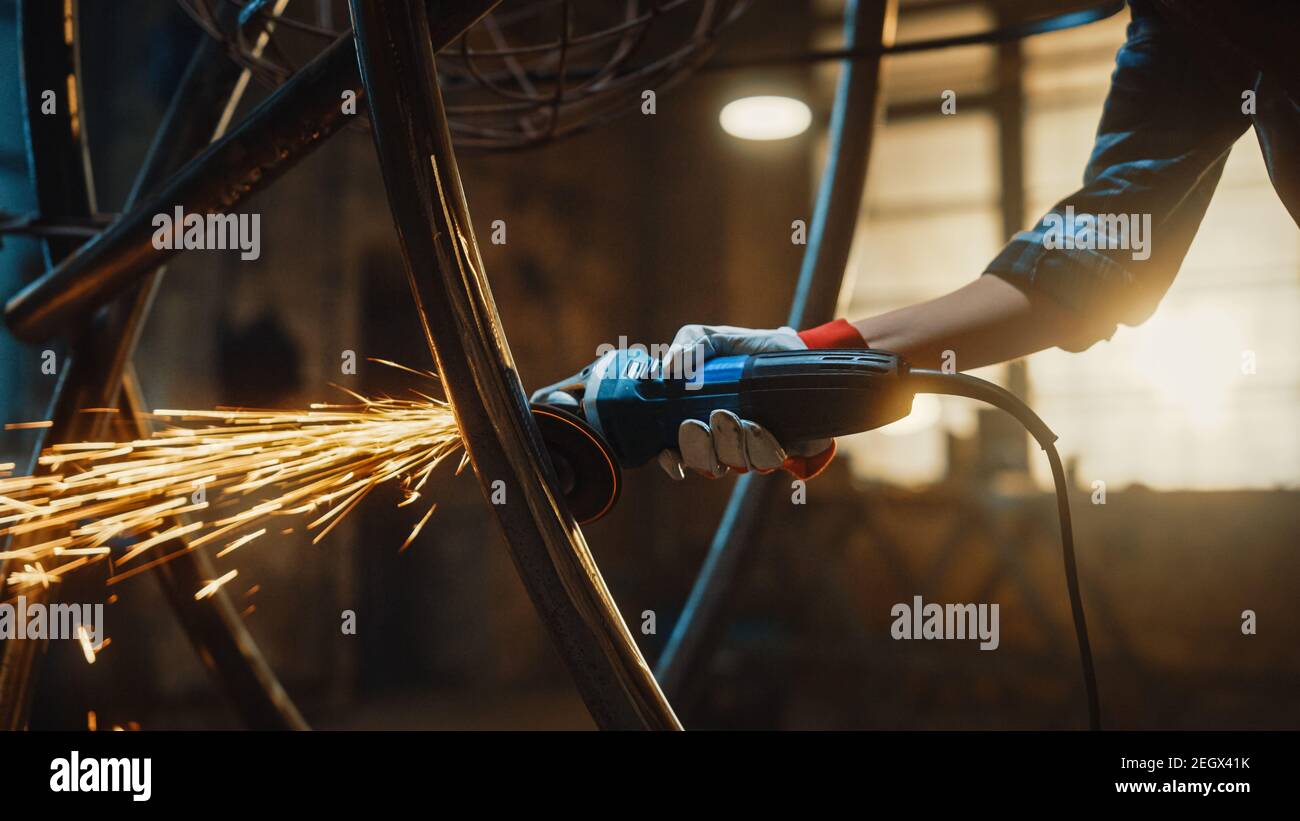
left=657, top=322, right=862, bottom=481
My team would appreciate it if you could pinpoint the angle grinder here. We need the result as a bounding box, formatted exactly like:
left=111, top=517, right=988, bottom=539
left=528, top=348, right=920, bottom=524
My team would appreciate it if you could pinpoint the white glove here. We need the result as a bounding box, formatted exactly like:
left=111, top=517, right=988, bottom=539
left=656, top=324, right=834, bottom=480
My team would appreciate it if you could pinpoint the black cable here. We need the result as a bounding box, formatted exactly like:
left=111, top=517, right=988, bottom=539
left=906, top=369, right=1101, bottom=731
left=703, top=1, right=1126, bottom=71
left=1044, top=439, right=1101, bottom=731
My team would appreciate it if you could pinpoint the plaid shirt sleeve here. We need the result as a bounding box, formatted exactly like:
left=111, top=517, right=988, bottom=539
left=983, top=1, right=1252, bottom=350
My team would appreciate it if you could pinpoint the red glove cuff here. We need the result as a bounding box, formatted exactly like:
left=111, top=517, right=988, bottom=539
left=797, top=319, right=867, bottom=350
left=781, top=440, right=837, bottom=481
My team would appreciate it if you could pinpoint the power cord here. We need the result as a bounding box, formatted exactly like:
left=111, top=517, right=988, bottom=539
left=906, top=369, right=1101, bottom=731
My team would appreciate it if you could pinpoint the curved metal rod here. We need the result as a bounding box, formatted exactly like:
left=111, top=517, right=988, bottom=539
left=654, top=0, right=896, bottom=702
left=0, top=0, right=100, bottom=729
left=349, top=0, right=680, bottom=730
left=0, top=0, right=307, bottom=730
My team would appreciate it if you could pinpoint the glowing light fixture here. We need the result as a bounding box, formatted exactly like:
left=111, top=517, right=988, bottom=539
left=719, top=95, right=812, bottom=141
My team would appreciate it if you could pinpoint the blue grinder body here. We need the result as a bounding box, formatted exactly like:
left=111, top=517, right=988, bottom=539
left=578, top=348, right=915, bottom=468
left=529, top=348, right=915, bottom=522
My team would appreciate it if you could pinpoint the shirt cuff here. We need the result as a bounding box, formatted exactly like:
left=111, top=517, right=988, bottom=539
left=983, top=231, right=1158, bottom=350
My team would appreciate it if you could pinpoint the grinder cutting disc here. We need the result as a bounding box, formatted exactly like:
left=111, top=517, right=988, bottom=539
left=530, top=403, right=621, bottom=524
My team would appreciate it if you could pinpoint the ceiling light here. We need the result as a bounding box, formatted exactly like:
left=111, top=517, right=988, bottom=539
left=719, top=95, right=812, bottom=141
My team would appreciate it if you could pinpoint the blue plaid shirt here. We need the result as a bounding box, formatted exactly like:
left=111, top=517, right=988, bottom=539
left=983, top=0, right=1300, bottom=349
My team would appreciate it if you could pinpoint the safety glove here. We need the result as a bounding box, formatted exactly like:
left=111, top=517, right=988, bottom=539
left=657, top=320, right=866, bottom=481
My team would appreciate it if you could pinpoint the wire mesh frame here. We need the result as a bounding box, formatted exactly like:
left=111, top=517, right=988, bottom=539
left=175, top=0, right=752, bottom=151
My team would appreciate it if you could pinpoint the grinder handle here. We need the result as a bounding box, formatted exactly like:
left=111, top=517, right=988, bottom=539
left=593, top=349, right=916, bottom=467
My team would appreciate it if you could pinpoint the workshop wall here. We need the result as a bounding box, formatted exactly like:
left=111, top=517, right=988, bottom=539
left=2, top=0, right=1295, bottom=731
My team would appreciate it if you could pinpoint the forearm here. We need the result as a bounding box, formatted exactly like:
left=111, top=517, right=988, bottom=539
left=847, top=275, right=1093, bottom=371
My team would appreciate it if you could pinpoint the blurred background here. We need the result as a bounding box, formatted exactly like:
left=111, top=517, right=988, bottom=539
left=1, top=0, right=1297, bottom=730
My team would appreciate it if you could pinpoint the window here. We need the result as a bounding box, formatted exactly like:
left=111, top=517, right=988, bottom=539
left=837, top=5, right=1299, bottom=490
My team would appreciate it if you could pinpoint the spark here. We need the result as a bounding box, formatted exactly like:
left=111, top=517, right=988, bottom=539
left=78, top=625, right=98, bottom=664
left=217, top=528, right=266, bottom=558
left=8, top=562, right=59, bottom=589
left=399, top=503, right=437, bottom=554
left=1, top=372, right=463, bottom=596
left=195, top=569, right=239, bottom=600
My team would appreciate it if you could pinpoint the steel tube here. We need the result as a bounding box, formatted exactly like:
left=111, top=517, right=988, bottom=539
left=0, top=0, right=100, bottom=729
left=0, top=0, right=308, bottom=730
left=349, top=0, right=680, bottom=730
left=654, top=0, right=897, bottom=701
left=4, top=31, right=361, bottom=342
left=4, top=4, right=497, bottom=344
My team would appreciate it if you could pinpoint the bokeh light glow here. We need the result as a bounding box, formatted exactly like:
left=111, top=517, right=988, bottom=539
left=719, top=96, right=812, bottom=141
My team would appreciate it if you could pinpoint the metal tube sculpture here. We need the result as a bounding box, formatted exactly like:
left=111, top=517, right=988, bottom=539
left=349, top=0, right=680, bottom=730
